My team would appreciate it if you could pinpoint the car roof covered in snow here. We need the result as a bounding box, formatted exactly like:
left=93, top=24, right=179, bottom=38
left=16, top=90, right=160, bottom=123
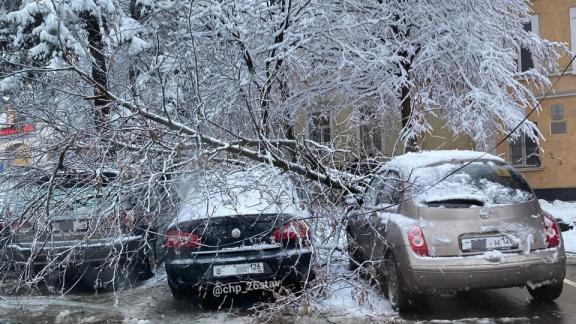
left=171, top=167, right=302, bottom=225
left=381, top=150, right=505, bottom=177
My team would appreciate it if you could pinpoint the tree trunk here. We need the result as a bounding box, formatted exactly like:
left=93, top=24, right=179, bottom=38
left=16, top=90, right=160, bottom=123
left=84, top=13, right=109, bottom=128
left=128, top=0, right=142, bottom=101
left=400, top=85, right=417, bottom=152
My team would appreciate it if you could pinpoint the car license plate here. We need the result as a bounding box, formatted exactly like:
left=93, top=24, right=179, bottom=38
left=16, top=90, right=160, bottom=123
left=50, top=222, right=62, bottom=232
left=51, top=220, right=89, bottom=232
left=461, top=236, right=516, bottom=252
left=73, top=220, right=89, bottom=232
left=213, top=263, right=265, bottom=277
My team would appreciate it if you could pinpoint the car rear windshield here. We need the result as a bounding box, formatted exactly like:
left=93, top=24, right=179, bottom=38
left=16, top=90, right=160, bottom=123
left=411, top=162, right=534, bottom=207
left=6, top=182, right=113, bottom=215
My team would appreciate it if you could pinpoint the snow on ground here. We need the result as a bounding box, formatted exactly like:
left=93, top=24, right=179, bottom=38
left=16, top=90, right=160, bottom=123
left=540, top=199, right=576, bottom=253
left=305, top=207, right=394, bottom=322
left=0, top=258, right=393, bottom=323
left=310, top=263, right=394, bottom=321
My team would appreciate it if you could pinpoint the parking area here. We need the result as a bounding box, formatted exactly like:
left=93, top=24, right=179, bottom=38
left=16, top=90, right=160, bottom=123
left=1, top=256, right=576, bottom=323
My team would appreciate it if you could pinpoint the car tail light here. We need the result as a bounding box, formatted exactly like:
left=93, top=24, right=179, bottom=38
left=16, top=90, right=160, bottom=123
left=543, top=214, right=560, bottom=248
left=272, top=220, right=309, bottom=242
left=407, top=224, right=428, bottom=256
left=10, top=220, right=32, bottom=233
left=165, top=229, right=202, bottom=249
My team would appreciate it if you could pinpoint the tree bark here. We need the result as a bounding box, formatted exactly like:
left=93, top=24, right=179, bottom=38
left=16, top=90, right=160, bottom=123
left=84, top=13, right=109, bottom=127
left=400, top=85, right=417, bottom=152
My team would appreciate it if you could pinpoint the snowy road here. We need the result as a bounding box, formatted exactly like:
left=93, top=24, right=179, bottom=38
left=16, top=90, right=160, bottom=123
left=400, top=258, right=576, bottom=323
left=1, top=260, right=576, bottom=323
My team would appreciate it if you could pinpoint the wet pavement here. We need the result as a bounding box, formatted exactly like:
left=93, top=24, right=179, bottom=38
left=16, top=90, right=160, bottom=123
left=399, top=257, right=576, bottom=323
left=0, top=261, right=576, bottom=323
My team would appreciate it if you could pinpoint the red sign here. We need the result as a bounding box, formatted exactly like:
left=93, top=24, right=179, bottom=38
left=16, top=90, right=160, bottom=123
left=0, top=124, right=34, bottom=136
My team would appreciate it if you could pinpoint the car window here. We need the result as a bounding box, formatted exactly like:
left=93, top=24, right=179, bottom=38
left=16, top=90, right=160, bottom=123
left=377, top=170, right=402, bottom=205
left=7, top=181, right=114, bottom=216
left=364, top=171, right=402, bottom=206
left=365, top=176, right=385, bottom=206
left=411, top=162, right=534, bottom=206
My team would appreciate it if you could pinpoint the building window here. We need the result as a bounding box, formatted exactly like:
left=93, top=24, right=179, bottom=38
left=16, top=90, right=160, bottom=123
left=309, top=112, right=331, bottom=143
left=551, top=104, right=565, bottom=120
left=510, top=130, right=541, bottom=168
left=550, top=104, right=567, bottom=134
left=570, top=8, right=576, bottom=74
left=519, top=16, right=538, bottom=72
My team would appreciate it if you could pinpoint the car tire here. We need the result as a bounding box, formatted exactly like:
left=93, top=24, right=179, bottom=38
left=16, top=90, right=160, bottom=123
left=168, top=280, right=188, bottom=300
left=377, top=266, right=389, bottom=299
left=168, top=280, right=201, bottom=305
left=385, top=254, right=412, bottom=313
left=348, top=244, right=363, bottom=271
left=527, top=281, right=563, bottom=302
left=291, top=267, right=316, bottom=292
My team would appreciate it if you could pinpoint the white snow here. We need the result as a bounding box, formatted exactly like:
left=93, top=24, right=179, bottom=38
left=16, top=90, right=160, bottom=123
left=128, top=37, right=150, bottom=56
left=540, top=199, right=576, bottom=253
left=382, top=150, right=504, bottom=177
left=312, top=279, right=393, bottom=320
left=479, top=250, right=506, bottom=263
left=171, top=167, right=304, bottom=225
left=6, top=2, right=41, bottom=25
left=540, top=200, right=576, bottom=224
left=411, top=161, right=533, bottom=207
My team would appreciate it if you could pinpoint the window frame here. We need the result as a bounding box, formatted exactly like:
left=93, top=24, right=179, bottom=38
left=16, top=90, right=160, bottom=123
left=518, top=15, right=539, bottom=73
left=365, top=170, right=403, bottom=206
left=308, top=111, right=332, bottom=144
left=550, top=103, right=567, bottom=135
left=509, top=129, right=541, bottom=168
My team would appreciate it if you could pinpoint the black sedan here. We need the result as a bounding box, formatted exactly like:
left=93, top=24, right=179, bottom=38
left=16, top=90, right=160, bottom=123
left=165, top=168, right=314, bottom=304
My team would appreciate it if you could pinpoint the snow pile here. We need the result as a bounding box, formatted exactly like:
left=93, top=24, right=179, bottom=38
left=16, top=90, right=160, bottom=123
left=383, top=150, right=503, bottom=177
left=311, top=276, right=394, bottom=320
left=539, top=200, right=576, bottom=253
left=539, top=200, right=576, bottom=224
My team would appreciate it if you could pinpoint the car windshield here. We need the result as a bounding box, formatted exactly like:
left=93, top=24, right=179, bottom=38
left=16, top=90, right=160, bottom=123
left=411, top=162, right=534, bottom=207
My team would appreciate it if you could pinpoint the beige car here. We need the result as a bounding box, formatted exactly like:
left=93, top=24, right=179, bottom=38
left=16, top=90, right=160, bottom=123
left=346, top=150, right=566, bottom=312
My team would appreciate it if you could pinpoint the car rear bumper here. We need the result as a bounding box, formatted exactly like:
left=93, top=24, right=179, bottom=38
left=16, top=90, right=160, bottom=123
left=165, top=247, right=314, bottom=290
left=6, top=235, right=146, bottom=265
left=402, top=248, right=566, bottom=293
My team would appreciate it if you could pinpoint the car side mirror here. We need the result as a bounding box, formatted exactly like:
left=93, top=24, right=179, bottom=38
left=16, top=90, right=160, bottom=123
left=557, top=219, right=573, bottom=232
left=345, top=194, right=363, bottom=206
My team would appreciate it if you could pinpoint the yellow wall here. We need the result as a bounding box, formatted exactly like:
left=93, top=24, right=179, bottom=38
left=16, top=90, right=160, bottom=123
left=296, top=104, right=475, bottom=164
left=419, top=114, right=475, bottom=151
left=496, top=0, right=576, bottom=192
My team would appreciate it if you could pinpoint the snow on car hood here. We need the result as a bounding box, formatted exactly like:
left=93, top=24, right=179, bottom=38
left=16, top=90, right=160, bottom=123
left=171, top=168, right=303, bottom=225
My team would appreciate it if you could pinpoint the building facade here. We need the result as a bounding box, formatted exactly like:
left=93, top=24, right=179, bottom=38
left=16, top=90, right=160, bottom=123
left=496, top=0, right=576, bottom=200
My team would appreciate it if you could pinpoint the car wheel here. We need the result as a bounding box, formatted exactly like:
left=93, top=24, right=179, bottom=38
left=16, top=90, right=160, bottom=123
left=291, top=267, right=316, bottom=292
left=348, top=244, right=363, bottom=271
left=385, top=254, right=412, bottom=313
left=527, top=281, right=563, bottom=302
left=134, top=246, right=155, bottom=281
left=168, top=280, right=201, bottom=305
left=168, top=280, right=188, bottom=300
left=377, top=266, right=389, bottom=299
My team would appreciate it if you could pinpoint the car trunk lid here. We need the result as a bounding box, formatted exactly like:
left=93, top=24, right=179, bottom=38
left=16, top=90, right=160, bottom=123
left=170, top=214, right=291, bottom=253
left=418, top=199, right=547, bottom=257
